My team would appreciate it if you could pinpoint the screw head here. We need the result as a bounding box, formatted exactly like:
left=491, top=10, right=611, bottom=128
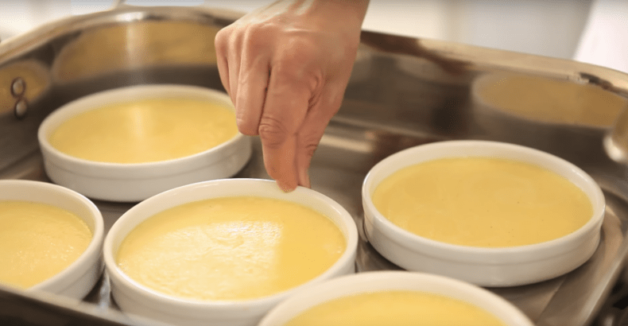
left=11, top=78, right=25, bottom=97
left=14, top=99, right=27, bottom=119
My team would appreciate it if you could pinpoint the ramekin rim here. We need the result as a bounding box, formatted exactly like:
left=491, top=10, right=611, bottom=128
left=37, top=84, right=245, bottom=171
left=361, top=140, right=606, bottom=257
left=258, top=271, right=534, bottom=326
left=103, top=178, right=359, bottom=309
left=0, top=180, right=105, bottom=291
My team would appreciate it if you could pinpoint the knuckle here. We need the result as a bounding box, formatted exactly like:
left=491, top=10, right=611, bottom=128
left=228, top=29, right=244, bottom=50
left=299, top=131, right=324, bottom=157
left=302, top=141, right=319, bottom=159
left=282, top=45, right=317, bottom=70
left=244, top=22, right=273, bottom=42
left=325, top=96, right=344, bottom=115
left=214, top=28, right=231, bottom=52
left=216, top=25, right=245, bottom=54
left=258, top=116, right=292, bottom=148
left=271, top=39, right=324, bottom=91
left=272, top=61, right=322, bottom=93
left=271, top=64, right=300, bottom=85
left=287, top=37, right=319, bottom=58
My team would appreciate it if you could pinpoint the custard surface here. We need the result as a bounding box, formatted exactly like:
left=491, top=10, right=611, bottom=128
left=0, top=201, right=92, bottom=288
left=285, top=290, right=505, bottom=326
left=117, top=196, right=346, bottom=301
left=372, top=157, right=593, bottom=247
left=50, top=97, right=238, bottom=163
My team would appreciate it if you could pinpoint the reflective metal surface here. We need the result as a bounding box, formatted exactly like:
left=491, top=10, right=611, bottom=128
left=2, top=5, right=628, bottom=326
left=0, top=281, right=157, bottom=326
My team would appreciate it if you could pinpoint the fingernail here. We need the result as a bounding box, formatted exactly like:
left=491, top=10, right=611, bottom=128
left=278, top=181, right=296, bottom=193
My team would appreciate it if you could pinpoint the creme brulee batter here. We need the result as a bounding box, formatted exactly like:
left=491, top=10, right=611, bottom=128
left=49, top=97, right=238, bottom=163
left=116, top=197, right=345, bottom=301
left=0, top=201, right=92, bottom=288
left=285, top=290, right=505, bottom=326
left=372, top=157, right=593, bottom=247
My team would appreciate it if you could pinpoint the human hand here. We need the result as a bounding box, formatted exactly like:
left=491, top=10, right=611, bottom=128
left=215, top=0, right=369, bottom=191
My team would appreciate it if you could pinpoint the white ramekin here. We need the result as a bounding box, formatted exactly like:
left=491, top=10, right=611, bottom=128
left=0, top=180, right=104, bottom=299
left=362, top=140, right=605, bottom=287
left=38, top=84, right=252, bottom=202
left=259, top=271, right=534, bottom=326
left=103, top=179, right=358, bottom=326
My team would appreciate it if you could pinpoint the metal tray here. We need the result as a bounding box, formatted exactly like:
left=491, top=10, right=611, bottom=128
left=2, top=5, right=628, bottom=326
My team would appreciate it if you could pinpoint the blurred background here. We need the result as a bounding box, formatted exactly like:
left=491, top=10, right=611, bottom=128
left=0, top=0, right=591, bottom=56
left=0, top=0, right=625, bottom=72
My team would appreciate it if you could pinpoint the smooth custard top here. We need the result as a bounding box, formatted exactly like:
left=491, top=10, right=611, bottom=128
left=0, top=201, right=92, bottom=288
left=372, top=157, right=593, bottom=247
left=284, top=290, right=505, bottom=326
left=49, top=97, right=238, bottom=163
left=116, top=196, right=346, bottom=301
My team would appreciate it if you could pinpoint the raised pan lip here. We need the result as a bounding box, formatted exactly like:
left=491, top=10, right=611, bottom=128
left=258, top=271, right=534, bottom=326
left=37, top=84, right=246, bottom=173
left=0, top=180, right=104, bottom=292
left=470, top=72, right=627, bottom=131
left=103, top=179, right=359, bottom=311
left=361, top=140, right=606, bottom=259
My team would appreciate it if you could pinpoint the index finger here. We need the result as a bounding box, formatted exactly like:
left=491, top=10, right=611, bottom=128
left=258, top=68, right=312, bottom=192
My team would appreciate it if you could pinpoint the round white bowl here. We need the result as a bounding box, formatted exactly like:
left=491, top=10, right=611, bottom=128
left=0, top=180, right=104, bottom=299
left=259, top=271, right=533, bottom=326
left=362, top=140, right=605, bottom=287
left=103, top=179, right=358, bottom=326
left=38, top=84, right=252, bottom=202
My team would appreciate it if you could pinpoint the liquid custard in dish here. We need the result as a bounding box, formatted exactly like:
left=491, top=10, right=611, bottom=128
left=0, top=201, right=92, bottom=288
left=284, top=290, right=504, bottom=326
left=372, top=157, right=593, bottom=247
left=116, top=197, right=346, bottom=301
left=49, top=97, right=238, bottom=163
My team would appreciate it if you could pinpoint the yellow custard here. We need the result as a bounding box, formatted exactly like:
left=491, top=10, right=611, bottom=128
left=0, top=201, right=92, bottom=289
left=49, top=97, right=238, bottom=163
left=116, top=197, right=346, bottom=301
left=372, top=157, right=592, bottom=247
left=285, top=290, right=504, bottom=326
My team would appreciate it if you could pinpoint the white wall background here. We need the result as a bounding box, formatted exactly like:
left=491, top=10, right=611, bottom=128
left=0, top=0, right=593, bottom=60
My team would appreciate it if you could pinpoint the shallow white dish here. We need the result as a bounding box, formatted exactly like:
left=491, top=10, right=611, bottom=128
left=0, top=180, right=104, bottom=299
left=38, top=84, right=252, bottom=202
left=362, top=140, right=605, bottom=287
left=259, top=271, right=533, bottom=326
left=103, top=179, right=358, bottom=326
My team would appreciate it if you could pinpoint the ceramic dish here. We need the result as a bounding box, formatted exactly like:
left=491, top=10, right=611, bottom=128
left=0, top=180, right=104, bottom=299
left=103, top=179, right=358, bottom=326
left=362, top=140, right=605, bottom=287
left=38, top=84, right=251, bottom=202
left=258, top=271, right=533, bottom=326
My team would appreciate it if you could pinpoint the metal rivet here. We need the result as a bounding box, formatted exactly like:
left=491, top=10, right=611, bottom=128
left=14, top=99, right=28, bottom=119
left=11, top=78, right=25, bottom=97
